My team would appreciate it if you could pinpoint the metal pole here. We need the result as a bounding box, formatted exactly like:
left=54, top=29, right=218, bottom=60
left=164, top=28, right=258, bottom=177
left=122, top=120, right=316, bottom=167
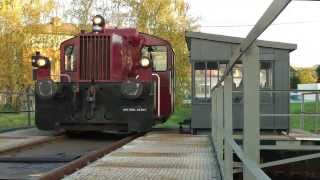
left=300, top=94, right=304, bottom=129
left=213, top=89, right=218, bottom=145
left=314, top=93, right=317, bottom=132
left=215, top=90, right=218, bottom=144
left=26, top=90, right=31, bottom=127
left=243, top=44, right=260, bottom=180
left=217, top=87, right=224, bottom=169
left=212, top=89, right=219, bottom=176
left=316, top=92, right=319, bottom=133
left=211, top=89, right=216, bottom=143
left=224, top=75, right=233, bottom=180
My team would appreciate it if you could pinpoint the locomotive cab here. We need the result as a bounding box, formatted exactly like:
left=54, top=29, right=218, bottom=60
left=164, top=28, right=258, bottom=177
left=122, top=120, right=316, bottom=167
left=32, top=15, right=174, bottom=133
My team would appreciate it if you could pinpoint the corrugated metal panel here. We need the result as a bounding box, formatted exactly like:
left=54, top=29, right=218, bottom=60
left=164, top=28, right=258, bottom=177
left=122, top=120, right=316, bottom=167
left=64, top=133, right=219, bottom=180
left=80, top=35, right=109, bottom=80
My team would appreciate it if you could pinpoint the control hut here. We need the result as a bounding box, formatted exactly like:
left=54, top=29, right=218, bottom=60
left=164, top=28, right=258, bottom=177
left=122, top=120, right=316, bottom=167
left=185, top=32, right=297, bottom=132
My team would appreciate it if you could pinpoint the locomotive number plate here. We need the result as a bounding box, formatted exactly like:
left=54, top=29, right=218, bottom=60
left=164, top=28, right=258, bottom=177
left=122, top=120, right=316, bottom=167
left=122, top=107, right=147, bottom=112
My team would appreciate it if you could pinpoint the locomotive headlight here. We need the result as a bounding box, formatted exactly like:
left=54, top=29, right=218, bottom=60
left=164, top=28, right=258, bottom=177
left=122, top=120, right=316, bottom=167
left=92, top=15, right=105, bottom=32
left=36, top=58, right=47, bottom=67
left=32, top=52, right=50, bottom=68
left=140, top=57, right=150, bottom=67
left=93, top=16, right=102, bottom=25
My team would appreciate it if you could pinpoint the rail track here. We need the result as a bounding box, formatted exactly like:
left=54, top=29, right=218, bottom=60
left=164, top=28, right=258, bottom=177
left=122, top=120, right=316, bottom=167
left=0, top=132, right=139, bottom=180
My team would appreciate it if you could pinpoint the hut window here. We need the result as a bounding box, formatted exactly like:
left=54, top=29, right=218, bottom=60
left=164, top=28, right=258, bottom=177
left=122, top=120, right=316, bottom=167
left=194, top=62, right=219, bottom=102
left=260, top=62, right=273, bottom=89
left=194, top=62, right=206, bottom=100
left=207, top=62, right=219, bottom=97
left=232, top=64, right=243, bottom=88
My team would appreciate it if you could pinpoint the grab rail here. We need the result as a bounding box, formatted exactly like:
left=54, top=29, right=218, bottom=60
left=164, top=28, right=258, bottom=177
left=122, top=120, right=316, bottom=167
left=152, top=73, right=161, bottom=117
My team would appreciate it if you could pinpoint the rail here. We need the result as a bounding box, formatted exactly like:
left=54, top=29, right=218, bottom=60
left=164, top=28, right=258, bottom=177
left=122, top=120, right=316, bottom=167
left=40, top=134, right=140, bottom=180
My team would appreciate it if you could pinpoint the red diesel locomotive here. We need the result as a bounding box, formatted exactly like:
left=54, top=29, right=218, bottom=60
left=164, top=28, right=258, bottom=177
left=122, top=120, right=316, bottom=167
left=32, top=15, right=175, bottom=133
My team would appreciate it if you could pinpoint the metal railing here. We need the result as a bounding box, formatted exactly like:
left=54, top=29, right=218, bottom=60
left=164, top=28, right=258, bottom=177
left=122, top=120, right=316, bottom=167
left=212, top=86, right=320, bottom=179
left=212, top=77, right=271, bottom=180
left=231, top=89, right=320, bottom=133
left=0, top=90, right=35, bottom=131
left=208, top=0, right=295, bottom=179
left=299, top=91, right=320, bottom=131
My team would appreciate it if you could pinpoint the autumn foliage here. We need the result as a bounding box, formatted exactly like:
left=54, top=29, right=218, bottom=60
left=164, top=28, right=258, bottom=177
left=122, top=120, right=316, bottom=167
left=0, top=0, right=58, bottom=109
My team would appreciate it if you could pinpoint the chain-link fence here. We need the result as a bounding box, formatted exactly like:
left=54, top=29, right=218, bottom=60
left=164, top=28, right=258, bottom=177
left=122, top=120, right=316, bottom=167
left=0, top=90, right=35, bottom=132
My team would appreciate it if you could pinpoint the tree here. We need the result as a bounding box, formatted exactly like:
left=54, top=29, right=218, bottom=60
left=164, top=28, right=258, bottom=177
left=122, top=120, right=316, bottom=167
left=64, top=0, right=94, bottom=30
left=0, top=0, right=56, bottom=110
left=65, top=0, right=132, bottom=29
left=290, top=75, right=300, bottom=89
left=296, top=68, right=317, bottom=84
left=315, top=65, right=320, bottom=82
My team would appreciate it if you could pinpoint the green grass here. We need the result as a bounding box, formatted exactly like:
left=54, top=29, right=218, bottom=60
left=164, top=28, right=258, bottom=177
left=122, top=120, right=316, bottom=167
left=155, top=102, right=319, bottom=132
left=290, top=102, right=317, bottom=114
left=0, top=113, right=34, bottom=131
left=0, top=108, right=192, bottom=131
left=290, top=102, right=319, bottom=132
left=154, top=106, right=191, bottom=128
left=0, top=103, right=317, bottom=132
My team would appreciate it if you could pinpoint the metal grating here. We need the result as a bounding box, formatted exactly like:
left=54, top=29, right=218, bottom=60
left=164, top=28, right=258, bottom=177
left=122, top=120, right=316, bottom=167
left=80, top=35, right=109, bottom=80
left=64, top=133, right=218, bottom=180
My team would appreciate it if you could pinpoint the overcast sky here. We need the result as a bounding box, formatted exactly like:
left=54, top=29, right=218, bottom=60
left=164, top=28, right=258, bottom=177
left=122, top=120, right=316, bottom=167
left=186, top=0, right=320, bottom=67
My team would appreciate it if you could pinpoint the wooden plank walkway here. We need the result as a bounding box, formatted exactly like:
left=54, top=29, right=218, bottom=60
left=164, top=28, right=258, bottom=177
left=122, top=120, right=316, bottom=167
left=64, top=132, right=220, bottom=180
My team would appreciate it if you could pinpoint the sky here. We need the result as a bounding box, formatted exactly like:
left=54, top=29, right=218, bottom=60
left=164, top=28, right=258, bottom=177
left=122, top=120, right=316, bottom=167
left=186, top=0, right=320, bottom=68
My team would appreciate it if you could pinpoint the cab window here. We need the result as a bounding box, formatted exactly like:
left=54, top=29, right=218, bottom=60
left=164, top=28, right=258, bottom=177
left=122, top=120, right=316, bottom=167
left=142, top=46, right=167, bottom=71
left=151, top=46, right=167, bottom=71
left=64, top=45, right=76, bottom=71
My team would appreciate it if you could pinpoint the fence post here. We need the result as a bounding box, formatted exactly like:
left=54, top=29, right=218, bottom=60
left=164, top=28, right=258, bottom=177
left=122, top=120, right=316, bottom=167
left=224, top=75, right=233, bottom=180
left=316, top=93, right=319, bottom=132
left=300, top=94, right=304, bottom=129
left=243, top=44, right=260, bottom=180
left=26, top=89, right=31, bottom=127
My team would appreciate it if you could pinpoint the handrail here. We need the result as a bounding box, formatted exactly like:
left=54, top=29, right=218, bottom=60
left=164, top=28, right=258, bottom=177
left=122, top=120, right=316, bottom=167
left=152, top=73, right=161, bottom=117
left=206, top=1, right=320, bottom=179
left=232, top=89, right=320, bottom=93
left=225, top=134, right=271, bottom=180
left=50, top=74, right=71, bottom=82
left=261, top=113, right=320, bottom=117
left=60, top=74, right=71, bottom=82
left=212, top=85, right=271, bottom=180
